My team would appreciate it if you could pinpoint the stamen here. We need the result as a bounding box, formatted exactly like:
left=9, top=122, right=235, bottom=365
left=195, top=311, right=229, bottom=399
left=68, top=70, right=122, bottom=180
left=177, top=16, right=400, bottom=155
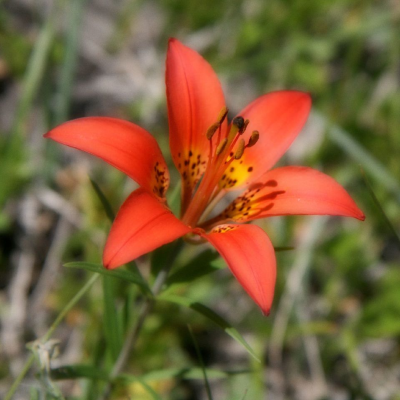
left=241, top=119, right=250, bottom=134
left=206, top=123, right=219, bottom=140
left=216, top=138, right=228, bottom=155
left=232, top=116, right=245, bottom=131
left=227, top=117, right=242, bottom=143
left=247, top=130, right=259, bottom=147
left=234, top=139, right=245, bottom=159
left=217, top=106, right=229, bottom=124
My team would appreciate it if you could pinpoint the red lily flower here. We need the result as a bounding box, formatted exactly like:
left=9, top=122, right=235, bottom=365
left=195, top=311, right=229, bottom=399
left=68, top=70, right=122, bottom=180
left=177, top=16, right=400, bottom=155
left=45, top=38, right=364, bottom=315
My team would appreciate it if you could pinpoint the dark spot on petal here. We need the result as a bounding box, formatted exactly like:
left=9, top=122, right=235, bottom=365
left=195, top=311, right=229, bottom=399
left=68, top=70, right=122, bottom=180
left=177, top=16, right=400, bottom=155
left=266, top=180, right=278, bottom=187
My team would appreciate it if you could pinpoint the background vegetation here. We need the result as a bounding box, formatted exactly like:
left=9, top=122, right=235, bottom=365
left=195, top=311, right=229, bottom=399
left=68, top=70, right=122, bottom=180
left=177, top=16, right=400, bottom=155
left=1, top=0, right=399, bottom=399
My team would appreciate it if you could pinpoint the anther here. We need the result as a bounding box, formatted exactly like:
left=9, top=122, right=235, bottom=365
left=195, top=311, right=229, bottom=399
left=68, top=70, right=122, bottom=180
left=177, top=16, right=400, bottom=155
left=216, top=138, right=228, bottom=155
left=227, top=118, right=241, bottom=141
left=206, top=123, right=219, bottom=140
left=247, top=130, right=259, bottom=147
left=233, top=116, right=245, bottom=131
left=240, top=119, right=250, bottom=134
left=217, top=106, right=229, bottom=124
left=234, top=139, right=246, bottom=159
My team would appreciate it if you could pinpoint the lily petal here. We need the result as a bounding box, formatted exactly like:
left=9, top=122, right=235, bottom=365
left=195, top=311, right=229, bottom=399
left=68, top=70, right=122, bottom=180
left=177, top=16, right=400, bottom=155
left=166, top=38, right=227, bottom=199
left=220, top=166, right=365, bottom=222
left=104, top=188, right=191, bottom=269
left=45, top=117, right=170, bottom=198
left=201, top=224, right=276, bottom=315
left=221, top=91, right=311, bottom=189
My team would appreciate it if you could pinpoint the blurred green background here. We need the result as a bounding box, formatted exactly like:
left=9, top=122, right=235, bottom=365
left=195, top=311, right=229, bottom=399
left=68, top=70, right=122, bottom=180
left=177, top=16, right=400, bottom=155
left=1, top=0, right=399, bottom=399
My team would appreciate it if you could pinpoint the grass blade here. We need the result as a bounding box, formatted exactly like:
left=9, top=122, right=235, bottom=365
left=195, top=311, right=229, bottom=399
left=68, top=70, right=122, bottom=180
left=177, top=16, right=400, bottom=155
left=361, top=169, right=400, bottom=246
left=65, top=262, right=151, bottom=295
left=188, top=325, right=214, bottom=400
left=314, top=111, right=400, bottom=201
left=102, top=277, right=123, bottom=362
left=158, top=294, right=260, bottom=362
left=166, top=249, right=221, bottom=287
left=89, top=178, right=116, bottom=222
left=13, top=13, right=55, bottom=136
left=54, top=0, right=87, bottom=124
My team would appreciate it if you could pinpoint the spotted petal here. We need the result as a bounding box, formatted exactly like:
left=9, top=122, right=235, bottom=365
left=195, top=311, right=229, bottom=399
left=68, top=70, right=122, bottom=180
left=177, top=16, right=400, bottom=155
left=104, top=189, right=191, bottom=269
left=220, top=166, right=365, bottom=222
left=166, top=38, right=227, bottom=203
left=201, top=224, right=276, bottom=315
left=221, top=91, right=312, bottom=189
left=45, top=117, right=170, bottom=198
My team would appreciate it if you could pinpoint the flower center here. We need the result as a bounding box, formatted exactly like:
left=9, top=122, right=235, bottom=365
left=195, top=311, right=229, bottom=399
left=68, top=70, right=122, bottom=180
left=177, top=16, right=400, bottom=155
left=198, top=180, right=286, bottom=231
left=181, top=108, right=260, bottom=227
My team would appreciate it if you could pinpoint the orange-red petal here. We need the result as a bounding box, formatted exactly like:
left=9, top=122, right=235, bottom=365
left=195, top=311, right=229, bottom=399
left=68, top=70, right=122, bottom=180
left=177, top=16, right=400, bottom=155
left=103, top=188, right=191, bottom=269
left=44, top=117, right=170, bottom=198
left=221, top=91, right=312, bottom=189
left=221, top=166, right=365, bottom=222
left=166, top=38, right=227, bottom=194
left=201, top=224, right=276, bottom=315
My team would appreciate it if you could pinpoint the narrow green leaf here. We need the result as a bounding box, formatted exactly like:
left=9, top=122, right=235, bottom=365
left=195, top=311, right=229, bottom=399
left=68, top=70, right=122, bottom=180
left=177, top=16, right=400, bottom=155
left=151, top=239, right=184, bottom=278
left=188, top=325, right=213, bottom=400
left=89, top=178, right=115, bottom=222
left=274, top=246, right=294, bottom=252
left=167, top=248, right=292, bottom=289
left=361, top=169, right=400, bottom=246
left=166, top=249, right=222, bottom=287
left=51, top=364, right=108, bottom=380
left=158, top=294, right=260, bottom=362
left=102, top=277, right=123, bottom=362
left=124, top=367, right=249, bottom=382
left=139, top=368, right=226, bottom=381
left=89, top=171, right=125, bottom=358
left=64, top=262, right=151, bottom=295
left=51, top=364, right=249, bottom=382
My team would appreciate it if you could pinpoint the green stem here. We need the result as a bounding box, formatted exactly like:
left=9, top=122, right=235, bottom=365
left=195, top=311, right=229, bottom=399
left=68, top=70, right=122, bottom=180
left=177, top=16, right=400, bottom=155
left=5, top=274, right=99, bottom=400
left=100, top=241, right=183, bottom=399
